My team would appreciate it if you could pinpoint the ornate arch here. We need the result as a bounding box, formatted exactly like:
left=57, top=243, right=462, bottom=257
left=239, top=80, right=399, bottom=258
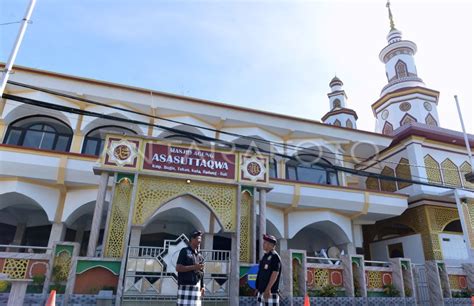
left=424, top=154, right=442, bottom=184
left=133, top=176, right=237, bottom=232
left=395, top=158, right=412, bottom=189
left=400, top=113, right=417, bottom=126
left=395, top=60, right=408, bottom=78
left=346, top=119, right=353, bottom=129
left=441, top=158, right=461, bottom=187
left=382, top=121, right=393, bottom=135
left=460, top=161, right=474, bottom=189
left=425, top=113, right=438, bottom=126
left=333, top=119, right=341, bottom=126
left=380, top=166, right=397, bottom=192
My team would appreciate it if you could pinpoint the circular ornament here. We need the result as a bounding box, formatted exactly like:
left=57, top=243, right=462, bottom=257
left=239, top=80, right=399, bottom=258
left=399, top=102, right=411, bottom=112
left=247, top=162, right=262, bottom=176
left=424, top=101, right=432, bottom=111
left=381, top=110, right=389, bottom=120
left=114, top=144, right=131, bottom=161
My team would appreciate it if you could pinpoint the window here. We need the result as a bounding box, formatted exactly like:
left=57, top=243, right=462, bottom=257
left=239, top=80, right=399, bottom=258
left=82, top=126, right=137, bottom=156
left=269, top=158, right=278, bottom=179
left=395, top=60, right=408, bottom=78
left=3, top=116, right=73, bottom=152
left=286, top=158, right=338, bottom=185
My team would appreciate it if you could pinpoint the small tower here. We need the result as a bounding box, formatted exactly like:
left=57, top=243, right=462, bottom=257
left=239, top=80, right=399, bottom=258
left=322, top=76, right=358, bottom=128
left=373, top=0, right=440, bottom=135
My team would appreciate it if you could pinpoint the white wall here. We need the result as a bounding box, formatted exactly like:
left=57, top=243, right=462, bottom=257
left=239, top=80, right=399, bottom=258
left=369, top=234, right=425, bottom=264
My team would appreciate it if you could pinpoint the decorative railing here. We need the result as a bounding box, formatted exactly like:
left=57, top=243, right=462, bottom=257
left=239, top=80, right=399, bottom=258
left=0, top=244, right=51, bottom=254
left=306, top=256, right=344, bottom=293
left=364, top=260, right=393, bottom=294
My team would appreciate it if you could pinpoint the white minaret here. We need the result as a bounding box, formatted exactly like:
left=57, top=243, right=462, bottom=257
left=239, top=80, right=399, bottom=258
left=372, top=0, right=440, bottom=135
left=322, top=76, right=358, bottom=129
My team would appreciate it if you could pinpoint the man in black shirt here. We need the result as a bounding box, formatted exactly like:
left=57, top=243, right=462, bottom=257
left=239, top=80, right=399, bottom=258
left=255, top=234, right=281, bottom=306
left=176, top=230, right=205, bottom=306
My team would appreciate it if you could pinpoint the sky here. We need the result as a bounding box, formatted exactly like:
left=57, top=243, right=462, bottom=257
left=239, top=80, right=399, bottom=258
left=1, top=0, right=473, bottom=134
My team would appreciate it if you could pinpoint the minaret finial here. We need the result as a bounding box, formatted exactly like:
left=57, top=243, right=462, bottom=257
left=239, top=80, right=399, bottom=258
left=386, top=0, right=396, bottom=30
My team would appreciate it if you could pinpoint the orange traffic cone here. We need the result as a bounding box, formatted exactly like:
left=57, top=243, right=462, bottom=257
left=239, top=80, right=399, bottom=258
left=45, top=290, right=56, bottom=306
left=304, top=293, right=310, bottom=306
left=471, top=295, right=474, bottom=306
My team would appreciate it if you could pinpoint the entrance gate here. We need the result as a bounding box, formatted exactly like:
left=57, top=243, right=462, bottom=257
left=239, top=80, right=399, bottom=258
left=122, top=234, right=230, bottom=303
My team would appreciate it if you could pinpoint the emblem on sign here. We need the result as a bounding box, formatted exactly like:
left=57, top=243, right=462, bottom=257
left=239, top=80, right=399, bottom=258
left=107, top=139, right=138, bottom=166
left=241, top=155, right=267, bottom=182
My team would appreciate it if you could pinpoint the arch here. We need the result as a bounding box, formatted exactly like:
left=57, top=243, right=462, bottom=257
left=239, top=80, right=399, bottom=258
left=332, top=99, right=341, bottom=109
left=333, top=119, right=341, bottom=126
left=460, top=161, right=474, bottom=189
left=157, top=124, right=207, bottom=144
left=441, top=158, right=461, bottom=187
left=0, top=181, right=58, bottom=221
left=395, top=158, right=412, bottom=189
left=442, top=219, right=462, bottom=233
left=382, top=121, right=394, bottom=135
left=366, top=176, right=380, bottom=191
left=375, top=223, right=416, bottom=241
left=3, top=102, right=72, bottom=127
left=231, top=135, right=277, bottom=156
left=81, top=113, right=144, bottom=136
left=400, top=113, right=417, bottom=126
left=424, top=155, right=442, bottom=184
left=142, top=194, right=225, bottom=233
left=82, top=125, right=137, bottom=156
left=3, top=115, right=73, bottom=152
left=380, top=166, right=397, bottom=192
left=287, top=211, right=352, bottom=242
left=395, top=60, right=408, bottom=78
left=345, top=119, right=353, bottom=129
left=425, top=113, right=438, bottom=126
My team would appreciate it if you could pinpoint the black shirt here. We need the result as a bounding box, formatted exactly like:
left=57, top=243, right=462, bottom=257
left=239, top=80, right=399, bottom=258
left=176, top=246, right=204, bottom=286
left=256, top=250, right=281, bottom=293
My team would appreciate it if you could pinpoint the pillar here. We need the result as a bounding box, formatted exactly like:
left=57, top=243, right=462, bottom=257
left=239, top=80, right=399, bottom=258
left=278, top=238, right=288, bottom=254
left=47, top=222, right=66, bottom=250
left=229, top=186, right=241, bottom=306
left=87, top=172, right=109, bottom=257
left=12, top=223, right=26, bottom=245
left=250, top=187, right=257, bottom=263
left=258, top=188, right=267, bottom=257
left=461, top=263, right=474, bottom=292
left=424, top=261, right=445, bottom=305
left=74, top=228, right=84, bottom=245
left=340, top=255, right=355, bottom=297
left=129, top=226, right=142, bottom=247
left=202, top=233, right=214, bottom=250
left=6, top=279, right=32, bottom=306
left=389, top=258, right=405, bottom=297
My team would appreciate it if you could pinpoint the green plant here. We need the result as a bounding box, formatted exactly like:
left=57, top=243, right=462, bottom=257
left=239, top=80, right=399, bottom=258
left=27, top=274, right=46, bottom=293
left=320, top=285, right=337, bottom=297
left=49, top=283, right=66, bottom=294
left=383, top=284, right=400, bottom=297
left=452, top=290, right=471, bottom=298
left=404, top=287, right=412, bottom=297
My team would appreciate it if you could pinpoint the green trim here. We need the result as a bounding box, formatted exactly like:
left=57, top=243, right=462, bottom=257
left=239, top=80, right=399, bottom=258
left=401, top=260, right=409, bottom=270
left=241, top=186, right=254, bottom=196
left=239, top=266, right=250, bottom=278
left=292, top=252, right=303, bottom=264
left=76, top=260, right=121, bottom=275
left=351, top=257, right=361, bottom=266
left=55, top=244, right=73, bottom=256
left=367, top=291, right=386, bottom=297
left=117, top=173, right=134, bottom=184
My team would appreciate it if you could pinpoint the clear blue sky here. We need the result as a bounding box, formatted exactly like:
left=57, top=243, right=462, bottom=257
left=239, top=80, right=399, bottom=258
left=1, top=0, right=472, bottom=133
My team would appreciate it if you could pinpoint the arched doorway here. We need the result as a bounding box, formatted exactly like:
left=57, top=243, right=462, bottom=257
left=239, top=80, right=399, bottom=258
left=0, top=192, right=51, bottom=250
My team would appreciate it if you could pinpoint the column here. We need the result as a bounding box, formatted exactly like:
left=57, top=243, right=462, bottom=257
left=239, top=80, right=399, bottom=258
left=12, top=223, right=26, bottom=245
left=129, top=226, right=142, bottom=247
left=202, top=233, right=214, bottom=250
left=340, top=255, right=355, bottom=297
left=389, top=258, right=405, bottom=297
left=6, top=279, right=32, bottom=306
left=278, top=238, right=288, bottom=254
left=87, top=172, right=109, bottom=257
left=250, top=187, right=257, bottom=263
left=461, top=263, right=474, bottom=292
left=229, top=186, right=241, bottom=306
left=74, top=228, right=84, bottom=245
left=47, top=222, right=66, bottom=250
left=258, top=188, right=267, bottom=258
left=424, top=261, right=445, bottom=305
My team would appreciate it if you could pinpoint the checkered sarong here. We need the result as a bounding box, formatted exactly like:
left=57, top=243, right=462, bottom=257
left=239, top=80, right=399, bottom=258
left=257, top=292, right=279, bottom=306
left=177, top=284, right=201, bottom=306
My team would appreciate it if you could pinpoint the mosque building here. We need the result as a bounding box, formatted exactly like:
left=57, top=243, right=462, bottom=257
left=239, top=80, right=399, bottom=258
left=0, top=1, right=472, bottom=305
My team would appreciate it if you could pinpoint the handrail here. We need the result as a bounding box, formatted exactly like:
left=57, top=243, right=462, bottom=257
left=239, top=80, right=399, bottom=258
left=0, top=244, right=51, bottom=253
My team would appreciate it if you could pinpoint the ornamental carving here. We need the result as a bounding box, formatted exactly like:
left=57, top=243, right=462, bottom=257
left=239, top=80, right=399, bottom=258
left=399, top=102, right=411, bottom=112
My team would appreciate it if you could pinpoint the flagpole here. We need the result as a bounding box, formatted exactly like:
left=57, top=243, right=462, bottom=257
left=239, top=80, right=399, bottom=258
left=0, top=0, right=37, bottom=97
